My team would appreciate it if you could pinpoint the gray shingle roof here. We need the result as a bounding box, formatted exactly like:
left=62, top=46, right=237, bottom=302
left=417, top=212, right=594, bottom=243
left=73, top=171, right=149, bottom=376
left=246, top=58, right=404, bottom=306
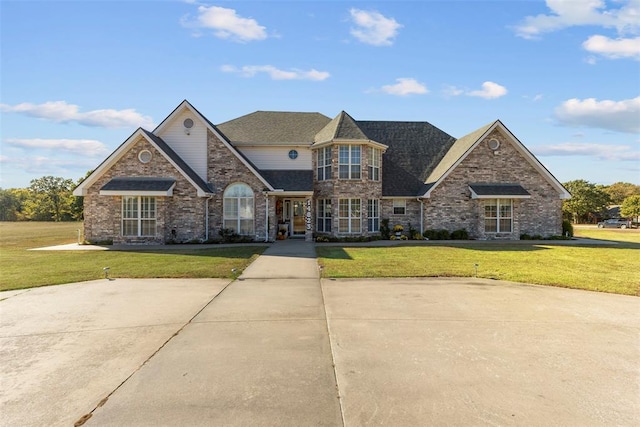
left=315, top=111, right=369, bottom=143
left=259, top=170, right=313, bottom=191
left=356, top=120, right=456, bottom=196
left=469, top=183, right=530, bottom=197
left=101, top=177, right=176, bottom=192
left=217, top=111, right=331, bottom=144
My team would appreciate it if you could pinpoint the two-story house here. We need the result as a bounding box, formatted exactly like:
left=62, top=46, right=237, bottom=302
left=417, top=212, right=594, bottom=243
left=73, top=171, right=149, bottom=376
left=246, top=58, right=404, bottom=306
left=73, top=100, right=570, bottom=244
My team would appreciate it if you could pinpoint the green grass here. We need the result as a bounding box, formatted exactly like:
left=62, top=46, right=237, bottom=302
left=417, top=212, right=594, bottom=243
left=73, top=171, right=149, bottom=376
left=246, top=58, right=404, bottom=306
left=0, top=222, right=266, bottom=291
left=573, top=225, right=640, bottom=244
left=317, top=230, right=640, bottom=296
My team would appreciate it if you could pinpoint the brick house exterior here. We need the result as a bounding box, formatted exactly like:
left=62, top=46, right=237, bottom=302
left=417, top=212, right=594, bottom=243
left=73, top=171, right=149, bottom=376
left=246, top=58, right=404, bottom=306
left=74, top=100, right=570, bottom=244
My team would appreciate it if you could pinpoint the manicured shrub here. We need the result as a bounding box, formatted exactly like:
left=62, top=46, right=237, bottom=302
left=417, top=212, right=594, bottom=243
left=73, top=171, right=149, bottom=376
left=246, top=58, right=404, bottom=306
left=562, top=219, right=574, bottom=237
left=450, top=229, right=469, bottom=240
left=436, top=229, right=451, bottom=240
left=423, top=229, right=451, bottom=240
left=380, top=219, right=391, bottom=240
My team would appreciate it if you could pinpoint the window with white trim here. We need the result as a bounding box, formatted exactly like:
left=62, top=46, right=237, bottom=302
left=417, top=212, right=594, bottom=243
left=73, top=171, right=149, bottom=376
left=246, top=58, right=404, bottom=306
left=122, top=196, right=156, bottom=237
left=317, top=147, right=332, bottom=181
left=393, top=199, right=406, bottom=215
left=368, top=147, right=381, bottom=181
left=338, top=198, right=361, bottom=233
left=223, top=183, right=254, bottom=235
left=339, top=145, right=361, bottom=179
left=367, top=199, right=380, bottom=232
left=484, top=199, right=512, bottom=233
left=316, top=199, right=332, bottom=232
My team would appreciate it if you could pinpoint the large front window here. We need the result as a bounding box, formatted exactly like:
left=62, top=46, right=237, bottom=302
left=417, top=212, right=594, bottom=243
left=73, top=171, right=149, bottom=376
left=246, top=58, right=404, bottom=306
left=339, top=198, right=361, bottom=233
left=317, top=147, right=332, bottom=181
left=339, top=145, right=361, bottom=179
left=368, top=147, right=381, bottom=181
left=316, top=199, right=332, bottom=232
left=122, top=196, right=156, bottom=237
left=224, top=183, right=254, bottom=235
left=367, top=199, right=380, bottom=232
left=484, top=199, right=512, bottom=233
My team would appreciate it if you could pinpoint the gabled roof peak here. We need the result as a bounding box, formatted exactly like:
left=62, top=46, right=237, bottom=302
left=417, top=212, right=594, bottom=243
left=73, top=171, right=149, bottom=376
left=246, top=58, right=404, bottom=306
left=314, top=110, right=369, bottom=144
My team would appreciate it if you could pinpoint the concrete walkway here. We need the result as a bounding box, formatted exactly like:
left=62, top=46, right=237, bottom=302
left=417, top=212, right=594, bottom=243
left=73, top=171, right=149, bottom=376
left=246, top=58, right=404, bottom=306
left=1, top=239, right=638, bottom=426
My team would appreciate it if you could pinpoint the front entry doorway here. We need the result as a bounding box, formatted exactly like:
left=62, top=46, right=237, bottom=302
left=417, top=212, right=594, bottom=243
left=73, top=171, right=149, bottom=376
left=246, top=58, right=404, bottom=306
left=278, top=198, right=306, bottom=238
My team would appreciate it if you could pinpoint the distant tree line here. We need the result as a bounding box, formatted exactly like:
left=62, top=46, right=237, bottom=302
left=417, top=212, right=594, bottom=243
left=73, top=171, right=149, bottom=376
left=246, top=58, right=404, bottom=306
left=1, top=175, right=639, bottom=223
left=0, top=174, right=88, bottom=221
left=562, top=180, right=640, bottom=224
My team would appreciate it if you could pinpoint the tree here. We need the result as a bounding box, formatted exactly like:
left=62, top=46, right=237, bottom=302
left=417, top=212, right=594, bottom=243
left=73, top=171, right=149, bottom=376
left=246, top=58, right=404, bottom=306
left=620, top=195, right=640, bottom=223
left=25, top=176, right=75, bottom=221
left=562, top=180, right=610, bottom=223
left=0, top=189, right=20, bottom=221
left=603, top=182, right=640, bottom=205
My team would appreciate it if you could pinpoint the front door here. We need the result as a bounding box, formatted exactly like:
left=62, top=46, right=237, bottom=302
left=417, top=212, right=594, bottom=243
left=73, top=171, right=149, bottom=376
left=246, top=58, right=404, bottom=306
left=291, top=199, right=306, bottom=236
left=279, top=198, right=307, bottom=238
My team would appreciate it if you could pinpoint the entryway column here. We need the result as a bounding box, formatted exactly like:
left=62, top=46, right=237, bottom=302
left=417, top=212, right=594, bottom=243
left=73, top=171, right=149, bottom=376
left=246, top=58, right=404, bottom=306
left=305, top=197, right=313, bottom=242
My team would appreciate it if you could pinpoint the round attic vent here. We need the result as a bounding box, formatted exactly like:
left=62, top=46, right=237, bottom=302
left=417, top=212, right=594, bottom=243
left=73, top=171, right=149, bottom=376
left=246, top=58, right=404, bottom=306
left=487, top=138, right=500, bottom=150
left=138, top=150, right=152, bottom=164
left=183, top=118, right=194, bottom=129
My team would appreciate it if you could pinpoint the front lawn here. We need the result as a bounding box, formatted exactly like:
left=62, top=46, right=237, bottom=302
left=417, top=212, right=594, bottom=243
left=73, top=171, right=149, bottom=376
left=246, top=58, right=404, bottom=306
left=0, top=222, right=266, bottom=291
left=317, top=232, right=640, bottom=296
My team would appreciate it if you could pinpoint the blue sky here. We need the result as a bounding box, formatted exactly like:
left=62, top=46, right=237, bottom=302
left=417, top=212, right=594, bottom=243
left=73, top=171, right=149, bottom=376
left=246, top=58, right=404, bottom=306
left=1, top=0, right=639, bottom=189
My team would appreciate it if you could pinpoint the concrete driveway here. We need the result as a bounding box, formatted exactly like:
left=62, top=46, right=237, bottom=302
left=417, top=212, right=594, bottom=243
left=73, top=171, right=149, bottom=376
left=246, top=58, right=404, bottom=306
left=1, top=243, right=639, bottom=426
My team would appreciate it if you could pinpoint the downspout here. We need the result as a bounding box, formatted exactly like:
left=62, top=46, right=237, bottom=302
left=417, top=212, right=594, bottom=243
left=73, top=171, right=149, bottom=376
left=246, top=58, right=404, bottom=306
left=205, top=196, right=212, bottom=241
left=417, top=198, right=424, bottom=235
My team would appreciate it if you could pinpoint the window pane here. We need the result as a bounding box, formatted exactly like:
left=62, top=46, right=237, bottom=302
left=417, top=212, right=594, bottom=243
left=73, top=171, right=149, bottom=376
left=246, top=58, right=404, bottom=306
left=351, top=219, right=361, bottom=232
left=324, top=219, right=332, bottom=232
left=240, top=198, right=253, bottom=219
left=123, top=219, right=137, bottom=236
left=499, top=219, right=512, bottom=233
left=339, top=146, right=349, bottom=164
left=485, top=219, right=497, bottom=233
left=141, top=220, right=155, bottom=236
left=224, top=199, right=238, bottom=217
left=339, top=199, right=349, bottom=217
left=339, top=218, right=349, bottom=232
left=350, top=199, right=361, bottom=217
left=351, top=165, right=361, bottom=179
left=351, top=146, right=361, bottom=164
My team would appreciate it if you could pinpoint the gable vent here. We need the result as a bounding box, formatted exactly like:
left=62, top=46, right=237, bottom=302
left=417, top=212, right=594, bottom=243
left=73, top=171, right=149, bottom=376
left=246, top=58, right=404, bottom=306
left=487, top=138, right=500, bottom=150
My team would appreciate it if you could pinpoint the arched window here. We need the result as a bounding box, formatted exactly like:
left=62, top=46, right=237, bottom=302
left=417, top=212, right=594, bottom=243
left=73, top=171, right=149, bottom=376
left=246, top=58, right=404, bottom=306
left=223, top=183, right=254, bottom=235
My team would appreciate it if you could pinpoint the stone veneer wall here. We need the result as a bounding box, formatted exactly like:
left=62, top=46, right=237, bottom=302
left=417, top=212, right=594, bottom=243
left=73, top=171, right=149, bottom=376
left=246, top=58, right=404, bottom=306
left=423, top=129, right=563, bottom=239
left=312, top=144, right=383, bottom=236
left=381, top=199, right=423, bottom=235
left=83, top=138, right=205, bottom=244
left=206, top=129, right=270, bottom=241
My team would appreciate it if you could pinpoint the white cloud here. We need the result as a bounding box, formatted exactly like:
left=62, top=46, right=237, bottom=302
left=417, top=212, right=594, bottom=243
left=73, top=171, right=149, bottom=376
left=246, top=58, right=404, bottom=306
left=467, top=81, right=508, bottom=99
left=514, top=0, right=640, bottom=39
left=380, top=78, right=428, bottom=96
left=582, top=35, right=640, bottom=59
left=534, top=142, right=640, bottom=161
left=0, top=101, right=155, bottom=129
left=555, top=96, right=640, bottom=133
left=0, top=155, right=97, bottom=176
left=183, top=5, right=267, bottom=42
left=349, top=9, right=402, bottom=46
left=5, top=138, right=108, bottom=156
left=221, top=65, right=330, bottom=81
left=442, top=85, right=464, bottom=97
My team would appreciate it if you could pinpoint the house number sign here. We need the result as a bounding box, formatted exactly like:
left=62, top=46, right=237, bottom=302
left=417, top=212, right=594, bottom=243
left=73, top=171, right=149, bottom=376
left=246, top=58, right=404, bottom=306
left=305, top=199, right=312, bottom=230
